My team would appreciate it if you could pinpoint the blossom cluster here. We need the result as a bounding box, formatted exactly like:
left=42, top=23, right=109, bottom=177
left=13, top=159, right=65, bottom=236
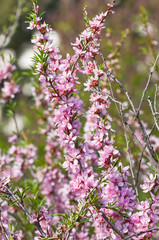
left=0, top=137, right=37, bottom=179
left=0, top=58, right=19, bottom=103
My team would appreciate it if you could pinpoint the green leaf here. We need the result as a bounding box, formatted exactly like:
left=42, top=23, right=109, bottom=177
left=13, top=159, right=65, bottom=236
left=80, top=218, right=89, bottom=223
left=83, top=5, right=90, bottom=26
left=9, top=200, right=18, bottom=206
left=51, top=224, right=57, bottom=233
left=38, top=196, right=46, bottom=209
left=146, top=163, right=156, bottom=174
left=139, top=6, right=148, bottom=25
left=32, top=0, right=37, bottom=4
left=6, top=109, right=13, bottom=117
left=39, top=11, right=46, bottom=17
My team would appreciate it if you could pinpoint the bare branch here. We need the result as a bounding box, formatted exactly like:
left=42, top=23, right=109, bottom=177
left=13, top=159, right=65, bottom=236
left=100, top=48, right=159, bottom=168
left=147, top=96, right=159, bottom=132
left=0, top=0, right=24, bottom=51
left=107, top=78, right=139, bottom=199
left=106, top=71, right=159, bottom=170
left=107, top=71, right=137, bottom=115
left=154, top=84, right=158, bottom=113
left=135, top=148, right=145, bottom=186
left=137, top=51, right=159, bottom=115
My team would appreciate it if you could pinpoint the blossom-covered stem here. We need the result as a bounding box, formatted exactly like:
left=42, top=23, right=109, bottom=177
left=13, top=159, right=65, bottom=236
left=123, top=227, right=159, bottom=240
left=2, top=186, right=46, bottom=238
left=100, top=211, right=125, bottom=239
left=0, top=210, right=9, bottom=240
left=49, top=79, right=63, bottom=101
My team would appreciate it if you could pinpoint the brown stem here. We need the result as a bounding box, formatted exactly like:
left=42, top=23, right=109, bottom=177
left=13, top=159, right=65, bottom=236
left=101, top=211, right=125, bottom=239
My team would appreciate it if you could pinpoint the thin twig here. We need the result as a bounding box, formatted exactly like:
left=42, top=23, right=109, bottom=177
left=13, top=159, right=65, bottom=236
left=0, top=0, right=24, bottom=51
left=136, top=122, right=157, bottom=185
left=108, top=78, right=139, bottom=199
left=135, top=148, right=145, bottom=186
left=137, top=115, right=158, bottom=164
left=108, top=94, right=124, bottom=106
left=107, top=71, right=137, bottom=115
left=147, top=96, right=159, bottom=132
left=137, top=51, right=159, bottom=115
left=154, top=84, right=158, bottom=113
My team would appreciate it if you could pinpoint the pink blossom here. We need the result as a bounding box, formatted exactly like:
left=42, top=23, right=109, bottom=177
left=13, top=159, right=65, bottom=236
left=0, top=63, right=16, bottom=82
left=1, top=81, right=20, bottom=102
left=140, top=174, right=156, bottom=193
left=99, top=145, right=119, bottom=168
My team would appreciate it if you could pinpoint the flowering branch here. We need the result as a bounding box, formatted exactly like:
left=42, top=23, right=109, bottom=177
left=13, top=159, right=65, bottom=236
left=100, top=211, right=125, bottom=239
left=123, top=227, right=159, bottom=240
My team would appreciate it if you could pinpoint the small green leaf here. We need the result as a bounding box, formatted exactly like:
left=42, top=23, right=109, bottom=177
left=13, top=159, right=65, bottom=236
left=7, top=109, right=13, bottom=117
left=51, top=224, right=57, bottom=233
